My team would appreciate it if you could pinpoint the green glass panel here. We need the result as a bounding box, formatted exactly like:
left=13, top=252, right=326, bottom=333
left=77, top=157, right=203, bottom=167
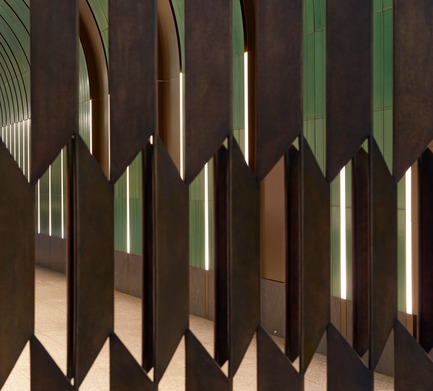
left=40, top=171, right=49, bottom=235
left=383, top=108, right=393, bottom=171
left=314, top=31, right=324, bottom=117
left=114, top=171, right=127, bottom=253
left=129, top=154, right=143, bottom=255
left=304, top=0, right=314, bottom=34
left=373, top=11, right=383, bottom=110
left=383, top=9, right=393, bottom=108
left=331, top=204, right=341, bottom=297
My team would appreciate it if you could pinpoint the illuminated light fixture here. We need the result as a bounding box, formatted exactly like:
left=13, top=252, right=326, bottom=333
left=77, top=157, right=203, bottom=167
left=180, top=72, right=184, bottom=179
left=27, top=120, right=31, bottom=180
left=18, top=122, right=21, bottom=168
left=37, top=180, right=41, bottom=234
left=405, top=168, right=413, bottom=314
left=61, top=149, right=64, bottom=239
left=126, top=166, right=131, bottom=254
left=340, top=166, right=347, bottom=300
left=244, top=52, right=249, bottom=165
left=89, top=100, right=93, bottom=154
left=150, top=135, right=154, bottom=145
left=49, top=165, right=52, bottom=236
left=204, top=163, right=210, bottom=271
left=107, top=96, right=111, bottom=179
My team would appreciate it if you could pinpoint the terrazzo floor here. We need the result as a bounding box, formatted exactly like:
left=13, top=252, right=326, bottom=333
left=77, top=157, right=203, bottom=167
left=2, top=267, right=394, bottom=390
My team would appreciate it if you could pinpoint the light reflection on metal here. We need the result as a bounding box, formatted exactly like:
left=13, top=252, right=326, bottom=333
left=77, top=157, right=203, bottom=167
left=244, top=52, right=249, bottom=165
left=180, top=72, right=184, bottom=179
left=205, top=162, right=210, bottom=271
left=406, top=167, right=412, bottom=314
left=340, top=166, right=347, bottom=300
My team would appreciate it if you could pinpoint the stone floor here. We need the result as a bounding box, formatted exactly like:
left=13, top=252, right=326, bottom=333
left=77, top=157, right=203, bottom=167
left=2, top=267, right=394, bottom=390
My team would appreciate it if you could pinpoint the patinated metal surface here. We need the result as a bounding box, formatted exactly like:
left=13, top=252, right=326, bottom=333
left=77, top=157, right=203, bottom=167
left=352, top=148, right=370, bottom=356
left=395, top=321, right=433, bottom=391
left=257, top=326, right=303, bottom=391
left=109, top=0, right=156, bottom=183
left=30, top=0, right=78, bottom=184
left=153, top=137, right=189, bottom=382
left=215, top=146, right=229, bottom=367
left=185, top=0, right=231, bottom=184
left=186, top=330, right=231, bottom=391
left=370, top=140, right=397, bottom=370
left=301, top=140, right=330, bottom=373
left=0, top=141, right=34, bottom=388
left=327, top=324, right=373, bottom=391
left=394, top=0, right=433, bottom=181
left=229, top=139, right=260, bottom=377
left=74, top=136, right=114, bottom=386
left=326, top=0, right=371, bottom=181
left=285, top=147, right=301, bottom=362
left=31, top=336, right=73, bottom=391
left=255, top=0, right=302, bottom=182
left=418, top=149, right=433, bottom=352
left=110, top=334, right=153, bottom=391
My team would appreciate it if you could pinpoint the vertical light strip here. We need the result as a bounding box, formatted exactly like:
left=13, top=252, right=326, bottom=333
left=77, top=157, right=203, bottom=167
left=107, top=96, right=111, bottom=179
left=180, top=72, right=184, bottom=179
left=406, top=168, right=413, bottom=314
left=18, top=122, right=21, bottom=168
left=37, top=180, right=41, bottom=234
left=340, top=166, right=347, bottom=300
left=204, top=163, right=210, bottom=271
left=126, top=166, right=131, bottom=254
left=61, top=149, right=64, bottom=239
left=48, top=165, right=52, bottom=236
left=89, top=100, right=93, bottom=154
left=27, top=120, right=30, bottom=181
left=244, top=52, right=249, bottom=164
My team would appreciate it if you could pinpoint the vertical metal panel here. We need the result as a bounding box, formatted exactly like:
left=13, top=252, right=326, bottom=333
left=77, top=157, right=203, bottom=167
left=394, top=0, right=433, bottom=181
left=142, top=144, right=154, bottom=372
left=109, top=0, right=156, bottom=183
left=327, top=324, right=373, bottom=391
left=154, top=137, right=189, bottom=383
left=229, top=140, right=260, bottom=377
left=185, top=0, right=231, bottom=184
left=110, top=334, right=153, bottom=391
left=301, top=140, right=330, bottom=373
left=30, top=0, right=78, bottom=184
left=74, top=136, right=114, bottom=386
left=395, top=321, right=433, bottom=391
left=352, top=148, right=369, bottom=356
left=257, top=326, right=303, bottom=391
left=186, top=330, right=231, bottom=391
left=418, top=149, right=433, bottom=352
left=31, top=336, right=73, bottom=391
left=215, top=146, right=229, bottom=367
left=326, top=0, right=372, bottom=181
left=285, top=147, right=301, bottom=362
left=0, top=141, right=34, bottom=388
left=370, top=140, right=397, bottom=369
left=255, top=0, right=302, bottom=182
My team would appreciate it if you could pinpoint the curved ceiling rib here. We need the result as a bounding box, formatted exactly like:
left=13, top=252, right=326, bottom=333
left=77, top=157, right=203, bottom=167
left=0, top=0, right=29, bottom=126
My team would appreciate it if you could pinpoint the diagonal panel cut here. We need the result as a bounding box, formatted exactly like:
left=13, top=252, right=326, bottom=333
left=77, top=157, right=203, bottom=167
left=0, top=141, right=34, bottom=388
left=301, top=140, right=330, bottom=373
left=395, top=321, right=433, bottom=391
left=31, top=0, right=78, bottom=184
left=74, top=136, right=114, bottom=386
left=327, top=324, right=373, bottom=391
left=394, top=0, right=433, bottom=181
left=186, top=330, right=231, bottom=391
left=326, top=0, right=372, bottom=181
left=31, top=336, right=73, bottom=391
left=229, top=139, right=260, bottom=377
left=109, top=0, right=156, bottom=183
left=153, top=137, right=189, bottom=383
left=185, top=0, right=231, bottom=184
left=255, top=0, right=302, bottom=182
left=110, top=333, right=153, bottom=391
left=257, top=326, right=303, bottom=390
left=370, top=140, right=397, bottom=369
left=352, top=148, right=370, bottom=357
left=418, top=149, right=433, bottom=352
